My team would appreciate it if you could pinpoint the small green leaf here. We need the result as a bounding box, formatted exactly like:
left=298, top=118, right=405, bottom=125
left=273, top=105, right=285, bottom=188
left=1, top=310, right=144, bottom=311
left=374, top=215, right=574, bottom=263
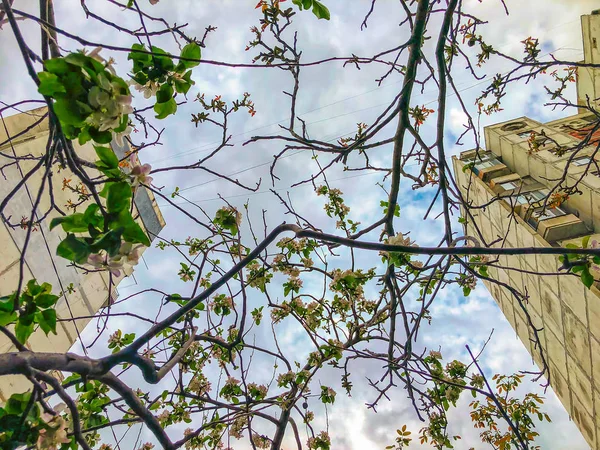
left=0, top=311, right=17, bottom=327
left=43, top=58, right=71, bottom=75
left=15, top=320, right=34, bottom=344
left=88, top=127, right=113, bottom=144
left=582, top=235, right=591, bottom=248
left=50, top=213, right=88, bottom=233
left=56, top=234, right=91, bottom=264
left=179, top=42, right=201, bottom=69
left=154, top=97, right=177, bottom=119
left=151, top=46, right=175, bottom=72
left=110, top=211, right=150, bottom=246
left=37, top=72, right=66, bottom=96
left=173, top=76, right=193, bottom=95
left=90, top=229, right=123, bottom=256
left=35, top=309, right=57, bottom=335
left=53, top=98, right=87, bottom=126
left=156, top=83, right=174, bottom=104
left=311, top=0, right=330, bottom=19
left=35, top=294, right=59, bottom=309
left=581, top=267, right=595, bottom=289
left=95, top=146, right=119, bottom=170
left=107, top=182, right=132, bottom=213
left=0, top=295, right=15, bottom=312
left=26, top=279, right=42, bottom=296
left=84, top=203, right=104, bottom=229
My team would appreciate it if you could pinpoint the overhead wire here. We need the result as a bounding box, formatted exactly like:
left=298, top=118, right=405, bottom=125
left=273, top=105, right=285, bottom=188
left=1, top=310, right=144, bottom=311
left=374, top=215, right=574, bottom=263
left=161, top=41, right=582, bottom=200
left=146, top=17, right=582, bottom=167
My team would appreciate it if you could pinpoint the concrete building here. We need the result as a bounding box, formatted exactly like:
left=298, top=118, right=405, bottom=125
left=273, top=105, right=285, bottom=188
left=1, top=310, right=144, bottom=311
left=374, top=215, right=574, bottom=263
left=452, top=10, right=600, bottom=449
left=0, top=107, right=165, bottom=399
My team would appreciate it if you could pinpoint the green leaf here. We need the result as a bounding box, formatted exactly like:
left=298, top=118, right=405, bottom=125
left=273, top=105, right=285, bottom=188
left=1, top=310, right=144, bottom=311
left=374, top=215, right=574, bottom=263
left=173, top=76, right=193, bottom=95
left=0, top=311, right=17, bottom=327
left=57, top=234, right=91, bottom=264
left=35, top=309, right=57, bottom=335
left=478, top=265, right=489, bottom=277
left=44, top=58, right=71, bottom=75
left=129, top=43, right=150, bottom=62
left=5, top=392, right=32, bottom=415
left=53, top=98, right=87, bottom=126
left=107, top=181, right=132, bottom=213
left=89, top=127, right=113, bottom=144
left=581, top=267, right=595, bottom=289
left=84, top=204, right=104, bottom=229
left=50, top=213, right=88, bottom=233
left=110, top=211, right=150, bottom=246
left=26, top=279, right=42, bottom=296
left=90, top=229, right=123, bottom=256
left=151, top=46, right=175, bottom=72
left=154, top=97, right=177, bottom=119
left=0, top=295, right=15, bottom=312
left=78, top=127, right=92, bottom=145
left=35, top=294, right=59, bottom=309
left=15, top=320, right=34, bottom=344
left=95, top=146, right=119, bottom=170
left=582, top=235, right=591, bottom=248
left=179, top=43, right=201, bottom=69
left=312, top=0, right=330, bottom=19
left=38, top=72, right=66, bottom=96
left=156, top=83, right=174, bottom=104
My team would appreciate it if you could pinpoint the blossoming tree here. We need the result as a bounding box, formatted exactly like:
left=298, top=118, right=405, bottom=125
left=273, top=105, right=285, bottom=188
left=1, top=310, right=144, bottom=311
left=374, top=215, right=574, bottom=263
left=0, top=0, right=597, bottom=449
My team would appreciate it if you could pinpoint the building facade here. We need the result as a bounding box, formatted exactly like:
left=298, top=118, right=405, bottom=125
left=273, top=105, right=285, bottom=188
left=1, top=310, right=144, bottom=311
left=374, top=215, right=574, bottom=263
left=451, top=11, right=600, bottom=449
left=0, top=107, right=165, bottom=399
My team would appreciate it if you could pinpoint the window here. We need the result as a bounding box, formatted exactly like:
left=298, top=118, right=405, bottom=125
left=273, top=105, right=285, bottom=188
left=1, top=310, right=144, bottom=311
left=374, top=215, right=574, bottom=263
left=572, top=156, right=594, bottom=167
left=462, top=153, right=494, bottom=164
left=527, top=205, right=567, bottom=230
left=474, top=158, right=502, bottom=170
left=517, top=130, right=533, bottom=138
left=499, top=181, right=520, bottom=190
left=515, top=190, right=547, bottom=205
left=532, top=206, right=567, bottom=220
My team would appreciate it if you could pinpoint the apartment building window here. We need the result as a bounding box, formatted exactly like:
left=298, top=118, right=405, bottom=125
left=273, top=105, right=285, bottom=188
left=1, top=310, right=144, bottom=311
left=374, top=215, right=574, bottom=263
left=527, top=205, right=567, bottom=230
left=533, top=206, right=567, bottom=220
left=474, top=158, right=502, bottom=170
left=515, top=190, right=547, bottom=206
left=462, top=153, right=494, bottom=164
left=517, top=130, right=533, bottom=138
left=572, top=155, right=594, bottom=167
left=499, top=180, right=520, bottom=190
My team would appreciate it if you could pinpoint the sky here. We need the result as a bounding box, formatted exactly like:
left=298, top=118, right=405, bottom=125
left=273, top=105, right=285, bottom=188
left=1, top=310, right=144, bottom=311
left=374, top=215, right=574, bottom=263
left=0, top=0, right=598, bottom=449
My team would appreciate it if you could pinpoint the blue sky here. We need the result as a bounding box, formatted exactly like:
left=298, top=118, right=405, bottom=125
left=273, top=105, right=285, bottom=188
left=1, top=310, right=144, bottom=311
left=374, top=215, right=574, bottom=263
left=1, top=0, right=598, bottom=448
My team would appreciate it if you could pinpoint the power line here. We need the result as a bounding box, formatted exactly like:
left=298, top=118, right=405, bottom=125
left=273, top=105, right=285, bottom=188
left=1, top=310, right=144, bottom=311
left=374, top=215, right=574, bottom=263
left=147, top=79, right=405, bottom=165
left=156, top=43, right=583, bottom=201
left=147, top=18, right=582, bottom=166
left=159, top=168, right=383, bottom=207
